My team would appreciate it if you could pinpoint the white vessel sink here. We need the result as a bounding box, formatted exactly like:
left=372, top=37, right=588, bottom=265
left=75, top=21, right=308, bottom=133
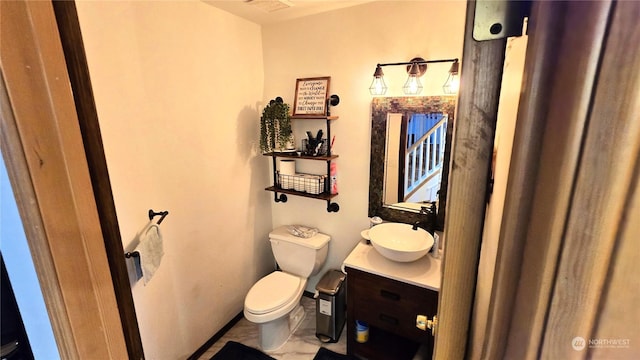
left=368, top=223, right=435, bottom=262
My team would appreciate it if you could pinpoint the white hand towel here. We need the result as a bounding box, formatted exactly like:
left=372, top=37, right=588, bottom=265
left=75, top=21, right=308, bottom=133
left=135, top=224, right=164, bottom=285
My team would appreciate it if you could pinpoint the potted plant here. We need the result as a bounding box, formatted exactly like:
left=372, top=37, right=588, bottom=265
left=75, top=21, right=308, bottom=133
left=259, top=97, right=293, bottom=153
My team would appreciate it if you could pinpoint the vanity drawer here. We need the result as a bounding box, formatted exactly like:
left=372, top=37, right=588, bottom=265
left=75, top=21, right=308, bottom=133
left=346, top=267, right=438, bottom=343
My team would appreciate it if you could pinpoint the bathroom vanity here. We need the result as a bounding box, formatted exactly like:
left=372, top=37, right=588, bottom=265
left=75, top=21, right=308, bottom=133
left=342, top=240, right=441, bottom=359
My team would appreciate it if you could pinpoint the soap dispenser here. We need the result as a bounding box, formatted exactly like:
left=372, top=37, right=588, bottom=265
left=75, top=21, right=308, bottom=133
left=431, top=233, right=441, bottom=259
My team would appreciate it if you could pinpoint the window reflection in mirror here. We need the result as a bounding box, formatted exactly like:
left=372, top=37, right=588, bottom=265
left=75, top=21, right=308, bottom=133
left=384, top=112, right=448, bottom=207
left=369, top=96, right=456, bottom=229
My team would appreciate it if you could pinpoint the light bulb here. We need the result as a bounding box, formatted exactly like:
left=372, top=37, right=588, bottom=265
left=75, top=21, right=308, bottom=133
left=403, top=74, right=423, bottom=95
left=443, top=72, right=459, bottom=94
left=443, top=60, right=460, bottom=94
left=403, top=62, right=424, bottom=95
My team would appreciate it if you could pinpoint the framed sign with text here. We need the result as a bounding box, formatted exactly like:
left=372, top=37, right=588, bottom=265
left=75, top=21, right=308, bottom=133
left=293, top=77, right=331, bottom=117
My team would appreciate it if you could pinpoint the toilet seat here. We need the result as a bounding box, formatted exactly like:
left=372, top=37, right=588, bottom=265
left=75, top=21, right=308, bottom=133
left=245, top=272, right=301, bottom=314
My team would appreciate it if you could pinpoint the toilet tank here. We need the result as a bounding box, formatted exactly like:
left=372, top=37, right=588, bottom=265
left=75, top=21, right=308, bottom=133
left=269, top=226, right=330, bottom=278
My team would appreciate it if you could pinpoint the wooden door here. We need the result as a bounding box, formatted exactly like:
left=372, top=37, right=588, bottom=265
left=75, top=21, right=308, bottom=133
left=471, top=0, right=640, bottom=359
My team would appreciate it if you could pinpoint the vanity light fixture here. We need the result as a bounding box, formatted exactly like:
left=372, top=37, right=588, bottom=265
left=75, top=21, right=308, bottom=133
left=369, top=57, right=459, bottom=96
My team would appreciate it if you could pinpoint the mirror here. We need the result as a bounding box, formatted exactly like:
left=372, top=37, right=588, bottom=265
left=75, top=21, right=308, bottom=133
left=368, top=96, right=457, bottom=230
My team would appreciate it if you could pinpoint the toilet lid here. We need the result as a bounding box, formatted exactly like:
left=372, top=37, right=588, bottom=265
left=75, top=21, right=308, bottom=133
left=245, top=272, right=301, bottom=315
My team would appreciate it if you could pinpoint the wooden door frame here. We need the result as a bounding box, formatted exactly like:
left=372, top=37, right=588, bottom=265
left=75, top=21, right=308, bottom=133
left=50, top=2, right=145, bottom=358
left=434, top=1, right=507, bottom=358
left=0, top=1, right=129, bottom=358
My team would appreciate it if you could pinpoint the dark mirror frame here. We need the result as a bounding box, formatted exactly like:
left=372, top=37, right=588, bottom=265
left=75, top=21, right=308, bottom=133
left=368, top=96, right=457, bottom=231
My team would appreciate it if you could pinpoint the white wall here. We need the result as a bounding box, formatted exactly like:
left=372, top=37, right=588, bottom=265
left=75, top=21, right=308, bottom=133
left=262, top=0, right=466, bottom=291
left=76, top=2, right=273, bottom=359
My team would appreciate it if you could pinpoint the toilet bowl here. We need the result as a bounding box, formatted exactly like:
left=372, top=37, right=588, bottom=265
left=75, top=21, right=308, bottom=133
left=244, top=272, right=307, bottom=351
left=244, top=226, right=330, bottom=351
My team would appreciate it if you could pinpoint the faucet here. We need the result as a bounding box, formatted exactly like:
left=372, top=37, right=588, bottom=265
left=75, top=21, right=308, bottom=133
left=412, top=202, right=437, bottom=232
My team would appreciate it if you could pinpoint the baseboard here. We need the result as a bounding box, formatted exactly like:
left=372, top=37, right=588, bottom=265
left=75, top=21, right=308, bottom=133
left=303, top=290, right=315, bottom=298
left=187, top=311, right=244, bottom=360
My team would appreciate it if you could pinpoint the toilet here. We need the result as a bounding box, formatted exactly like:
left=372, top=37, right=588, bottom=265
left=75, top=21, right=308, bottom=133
left=244, top=226, right=330, bottom=351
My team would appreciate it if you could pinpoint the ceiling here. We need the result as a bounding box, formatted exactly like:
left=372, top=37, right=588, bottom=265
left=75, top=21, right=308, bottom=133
left=203, top=0, right=376, bottom=25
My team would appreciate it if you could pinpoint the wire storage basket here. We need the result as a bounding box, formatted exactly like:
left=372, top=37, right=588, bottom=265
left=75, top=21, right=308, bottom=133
left=278, top=173, right=326, bottom=194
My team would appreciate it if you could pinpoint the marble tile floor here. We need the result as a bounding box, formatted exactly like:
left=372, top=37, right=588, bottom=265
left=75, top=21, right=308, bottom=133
left=197, top=296, right=347, bottom=360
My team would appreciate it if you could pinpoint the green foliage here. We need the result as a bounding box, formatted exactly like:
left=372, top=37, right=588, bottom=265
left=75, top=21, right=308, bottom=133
left=259, top=97, right=292, bottom=153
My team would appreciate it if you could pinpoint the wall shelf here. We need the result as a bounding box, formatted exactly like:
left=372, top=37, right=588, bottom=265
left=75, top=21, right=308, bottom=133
left=290, top=115, right=339, bottom=120
left=264, top=104, right=340, bottom=212
left=263, top=152, right=339, bottom=161
left=265, top=186, right=338, bottom=201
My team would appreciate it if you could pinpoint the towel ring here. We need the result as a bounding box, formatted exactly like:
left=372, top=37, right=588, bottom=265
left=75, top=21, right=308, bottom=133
left=124, top=209, right=169, bottom=259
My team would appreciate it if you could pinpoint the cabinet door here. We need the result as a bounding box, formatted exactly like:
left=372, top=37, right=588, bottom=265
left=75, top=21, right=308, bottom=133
left=346, top=267, right=438, bottom=359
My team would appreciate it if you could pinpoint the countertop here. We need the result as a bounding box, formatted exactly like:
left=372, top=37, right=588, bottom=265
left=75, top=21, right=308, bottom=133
left=342, top=238, right=442, bottom=292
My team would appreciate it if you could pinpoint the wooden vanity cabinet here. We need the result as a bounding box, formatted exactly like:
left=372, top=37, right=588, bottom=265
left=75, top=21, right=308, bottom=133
left=345, top=267, right=438, bottom=360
